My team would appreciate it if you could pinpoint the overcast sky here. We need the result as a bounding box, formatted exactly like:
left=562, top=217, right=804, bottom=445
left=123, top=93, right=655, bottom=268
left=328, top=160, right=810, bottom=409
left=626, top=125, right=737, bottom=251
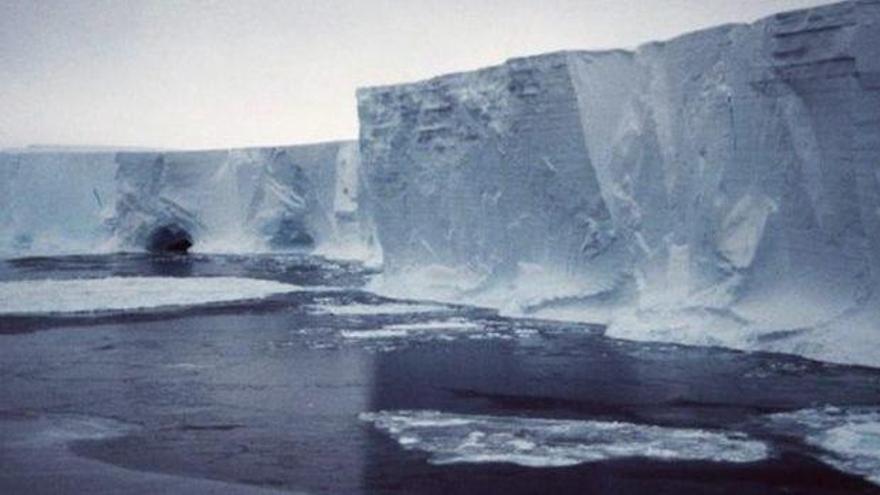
left=1, top=0, right=834, bottom=150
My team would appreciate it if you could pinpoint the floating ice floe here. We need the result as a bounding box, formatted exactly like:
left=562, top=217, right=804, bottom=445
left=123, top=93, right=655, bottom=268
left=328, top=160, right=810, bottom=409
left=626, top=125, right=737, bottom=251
left=383, top=319, right=481, bottom=332
left=340, top=319, right=482, bottom=340
left=0, top=276, right=301, bottom=315
left=310, top=302, right=451, bottom=316
left=770, top=407, right=880, bottom=486
left=340, top=329, right=413, bottom=340
left=360, top=410, right=768, bottom=467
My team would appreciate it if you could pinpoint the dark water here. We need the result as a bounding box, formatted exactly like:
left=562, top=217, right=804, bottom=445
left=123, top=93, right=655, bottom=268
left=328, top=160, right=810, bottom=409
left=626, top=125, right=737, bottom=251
left=1, top=254, right=879, bottom=494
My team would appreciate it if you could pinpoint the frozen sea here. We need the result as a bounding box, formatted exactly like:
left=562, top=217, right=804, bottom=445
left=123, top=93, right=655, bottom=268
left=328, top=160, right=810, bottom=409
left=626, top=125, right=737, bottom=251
left=1, top=253, right=879, bottom=494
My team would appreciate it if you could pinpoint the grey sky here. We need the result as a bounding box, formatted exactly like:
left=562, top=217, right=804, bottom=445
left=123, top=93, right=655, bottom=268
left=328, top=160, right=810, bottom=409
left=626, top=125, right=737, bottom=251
left=1, top=0, right=834, bottom=150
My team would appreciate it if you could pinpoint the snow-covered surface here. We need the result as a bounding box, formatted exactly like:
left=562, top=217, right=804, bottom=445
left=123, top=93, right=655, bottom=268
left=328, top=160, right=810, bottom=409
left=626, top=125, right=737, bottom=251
left=359, top=0, right=880, bottom=367
left=770, top=407, right=880, bottom=486
left=0, top=277, right=300, bottom=315
left=360, top=410, right=768, bottom=467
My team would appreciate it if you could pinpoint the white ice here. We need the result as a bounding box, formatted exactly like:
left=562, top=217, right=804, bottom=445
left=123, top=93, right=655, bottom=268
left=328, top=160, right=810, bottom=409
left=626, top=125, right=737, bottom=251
left=360, top=410, right=769, bottom=467
left=358, top=0, right=880, bottom=368
left=770, top=407, right=880, bottom=486
left=382, top=319, right=481, bottom=332
left=0, top=142, right=378, bottom=260
left=0, top=277, right=300, bottom=315
left=340, top=318, right=481, bottom=340
left=309, top=302, right=451, bottom=316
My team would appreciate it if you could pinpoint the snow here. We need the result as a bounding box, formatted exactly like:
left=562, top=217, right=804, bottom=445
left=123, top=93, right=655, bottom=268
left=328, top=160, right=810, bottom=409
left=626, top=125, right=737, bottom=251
left=360, top=410, right=769, bottom=467
left=770, top=407, right=880, bottom=486
left=0, top=277, right=300, bottom=315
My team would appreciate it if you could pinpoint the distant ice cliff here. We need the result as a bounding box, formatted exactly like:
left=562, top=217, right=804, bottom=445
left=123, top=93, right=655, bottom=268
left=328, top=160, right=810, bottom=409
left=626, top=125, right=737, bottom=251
left=0, top=142, right=377, bottom=259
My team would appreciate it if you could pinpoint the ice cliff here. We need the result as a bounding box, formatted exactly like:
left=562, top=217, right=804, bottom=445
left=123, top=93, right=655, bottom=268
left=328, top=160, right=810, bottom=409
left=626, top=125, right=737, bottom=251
left=358, top=0, right=880, bottom=366
left=0, top=151, right=119, bottom=256
left=0, top=143, right=376, bottom=258
left=1, top=0, right=877, bottom=367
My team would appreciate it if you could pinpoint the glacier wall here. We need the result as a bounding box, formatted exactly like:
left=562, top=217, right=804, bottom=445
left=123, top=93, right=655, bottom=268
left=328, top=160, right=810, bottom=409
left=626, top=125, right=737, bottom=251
left=0, top=142, right=377, bottom=258
left=1, top=0, right=876, bottom=366
left=0, top=151, right=119, bottom=256
left=358, top=0, right=880, bottom=366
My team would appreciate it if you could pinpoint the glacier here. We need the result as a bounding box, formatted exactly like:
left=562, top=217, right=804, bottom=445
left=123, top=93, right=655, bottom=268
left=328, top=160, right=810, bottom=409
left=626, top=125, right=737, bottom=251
left=0, top=151, right=119, bottom=256
left=357, top=0, right=880, bottom=367
left=0, top=143, right=377, bottom=259
left=1, top=0, right=878, bottom=367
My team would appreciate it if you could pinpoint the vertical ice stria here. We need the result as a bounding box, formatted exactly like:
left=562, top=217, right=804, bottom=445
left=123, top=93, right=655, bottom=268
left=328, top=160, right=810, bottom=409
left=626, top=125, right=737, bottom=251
left=358, top=0, right=880, bottom=366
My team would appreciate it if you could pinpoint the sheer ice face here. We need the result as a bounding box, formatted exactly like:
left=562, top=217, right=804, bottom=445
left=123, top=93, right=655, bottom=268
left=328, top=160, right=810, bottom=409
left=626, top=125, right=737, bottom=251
left=358, top=53, right=613, bottom=277
left=0, top=152, right=119, bottom=256
left=111, top=142, right=376, bottom=254
left=357, top=0, right=880, bottom=367
left=0, top=142, right=377, bottom=258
